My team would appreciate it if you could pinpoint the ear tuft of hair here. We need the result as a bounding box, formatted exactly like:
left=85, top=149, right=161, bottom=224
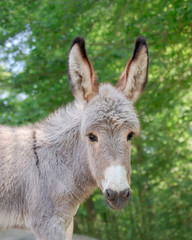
left=132, top=36, right=148, bottom=61
left=70, top=36, right=87, bottom=59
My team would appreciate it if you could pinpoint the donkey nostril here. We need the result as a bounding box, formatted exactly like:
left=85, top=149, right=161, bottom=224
left=106, top=191, right=111, bottom=201
left=106, top=190, right=110, bottom=198
left=127, top=189, right=131, bottom=198
left=105, top=189, right=117, bottom=201
left=120, top=188, right=131, bottom=199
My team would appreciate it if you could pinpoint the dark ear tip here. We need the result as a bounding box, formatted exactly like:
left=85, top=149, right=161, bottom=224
left=135, top=36, right=148, bottom=51
left=71, top=36, right=85, bottom=50
left=132, top=36, right=148, bottom=60
left=70, top=36, right=87, bottom=58
left=135, top=36, right=147, bottom=45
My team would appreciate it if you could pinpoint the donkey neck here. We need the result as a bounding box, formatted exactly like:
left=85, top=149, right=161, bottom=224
left=38, top=101, right=97, bottom=201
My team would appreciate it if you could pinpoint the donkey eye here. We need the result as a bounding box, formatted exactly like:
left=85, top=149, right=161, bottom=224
left=88, top=133, right=98, bottom=142
left=127, top=132, right=134, bottom=141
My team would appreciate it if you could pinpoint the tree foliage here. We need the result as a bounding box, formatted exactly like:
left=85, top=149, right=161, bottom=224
left=0, top=0, right=191, bottom=239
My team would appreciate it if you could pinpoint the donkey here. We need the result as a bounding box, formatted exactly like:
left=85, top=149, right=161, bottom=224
left=0, top=36, right=148, bottom=240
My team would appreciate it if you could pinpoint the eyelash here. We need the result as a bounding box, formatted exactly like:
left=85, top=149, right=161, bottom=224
left=127, top=132, right=134, bottom=141
left=88, top=133, right=98, bottom=142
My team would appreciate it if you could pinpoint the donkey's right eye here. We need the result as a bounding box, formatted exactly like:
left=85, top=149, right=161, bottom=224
left=127, top=132, right=134, bottom=141
left=88, top=133, right=98, bottom=142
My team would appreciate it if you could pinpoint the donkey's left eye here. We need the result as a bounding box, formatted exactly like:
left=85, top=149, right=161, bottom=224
left=127, top=132, right=134, bottom=141
left=88, top=133, right=98, bottom=142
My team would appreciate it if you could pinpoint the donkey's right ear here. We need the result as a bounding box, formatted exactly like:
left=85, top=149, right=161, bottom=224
left=116, top=36, right=149, bottom=103
left=68, top=37, right=98, bottom=103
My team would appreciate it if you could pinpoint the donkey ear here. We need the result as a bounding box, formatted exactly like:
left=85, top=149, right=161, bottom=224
left=116, top=36, right=149, bottom=103
left=68, top=37, right=98, bottom=103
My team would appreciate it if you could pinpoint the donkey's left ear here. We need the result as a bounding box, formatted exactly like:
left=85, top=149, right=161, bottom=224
left=116, top=36, right=149, bottom=103
left=68, top=37, right=98, bottom=103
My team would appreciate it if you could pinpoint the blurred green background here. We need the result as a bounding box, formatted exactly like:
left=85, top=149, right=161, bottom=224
left=0, top=0, right=191, bottom=239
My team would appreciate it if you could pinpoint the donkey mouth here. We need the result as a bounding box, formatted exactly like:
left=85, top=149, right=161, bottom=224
left=106, top=199, right=127, bottom=210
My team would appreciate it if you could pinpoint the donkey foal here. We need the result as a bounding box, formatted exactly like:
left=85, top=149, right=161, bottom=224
left=0, top=36, right=149, bottom=240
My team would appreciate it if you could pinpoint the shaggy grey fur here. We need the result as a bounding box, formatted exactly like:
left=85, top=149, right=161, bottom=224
left=0, top=36, right=148, bottom=240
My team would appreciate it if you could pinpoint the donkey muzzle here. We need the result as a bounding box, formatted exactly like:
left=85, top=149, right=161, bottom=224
left=104, top=188, right=131, bottom=210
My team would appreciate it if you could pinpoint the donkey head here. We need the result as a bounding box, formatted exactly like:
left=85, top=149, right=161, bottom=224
left=68, top=37, right=148, bottom=209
